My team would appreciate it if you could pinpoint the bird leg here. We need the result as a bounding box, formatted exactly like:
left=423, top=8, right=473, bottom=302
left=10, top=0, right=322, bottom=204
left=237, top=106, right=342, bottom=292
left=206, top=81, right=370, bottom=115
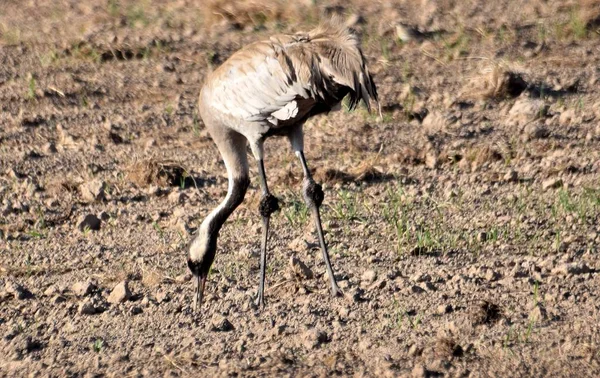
left=255, top=159, right=279, bottom=308
left=296, top=151, right=342, bottom=298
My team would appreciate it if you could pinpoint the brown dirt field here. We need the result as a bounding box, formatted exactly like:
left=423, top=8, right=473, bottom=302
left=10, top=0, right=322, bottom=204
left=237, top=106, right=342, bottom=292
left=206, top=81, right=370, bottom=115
left=1, top=0, right=600, bottom=376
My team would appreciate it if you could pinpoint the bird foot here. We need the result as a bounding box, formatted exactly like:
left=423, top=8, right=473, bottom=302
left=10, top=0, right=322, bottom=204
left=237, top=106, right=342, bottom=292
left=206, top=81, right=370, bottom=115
left=330, top=283, right=343, bottom=298
left=254, top=294, right=265, bottom=310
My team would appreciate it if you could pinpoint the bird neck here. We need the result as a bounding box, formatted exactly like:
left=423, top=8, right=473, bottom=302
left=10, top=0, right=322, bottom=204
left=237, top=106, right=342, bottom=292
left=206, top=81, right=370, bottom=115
left=200, top=175, right=250, bottom=239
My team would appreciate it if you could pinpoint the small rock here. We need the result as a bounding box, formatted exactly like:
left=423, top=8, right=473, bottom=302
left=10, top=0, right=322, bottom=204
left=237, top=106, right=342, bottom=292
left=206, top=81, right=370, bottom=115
left=425, top=152, right=438, bottom=169
left=437, top=304, right=453, bottom=315
left=422, top=110, right=450, bottom=133
left=361, top=269, right=377, bottom=285
left=175, top=273, right=191, bottom=283
left=211, top=315, right=234, bottom=332
left=155, top=290, right=170, bottom=303
left=435, top=337, right=464, bottom=357
left=80, top=180, right=105, bottom=203
left=408, top=344, right=422, bottom=357
left=484, top=270, right=501, bottom=281
left=51, top=295, right=66, bottom=304
left=410, top=273, right=431, bottom=282
left=130, top=306, right=143, bottom=315
left=144, top=138, right=156, bottom=149
left=542, top=178, right=563, bottom=190
left=443, top=187, right=457, bottom=199
left=552, top=262, right=591, bottom=276
left=558, top=109, right=577, bottom=126
left=303, top=329, right=328, bottom=349
left=412, top=364, right=427, bottom=378
left=43, top=285, right=59, bottom=296
left=338, top=307, right=350, bottom=318
left=71, top=281, right=95, bottom=297
left=4, top=281, right=32, bottom=300
left=107, top=281, right=132, bottom=304
left=288, top=255, right=314, bottom=279
left=508, top=98, right=547, bottom=126
left=42, top=142, right=57, bottom=154
left=168, top=191, right=187, bottom=204
left=358, top=338, right=372, bottom=351
left=504, top=170, right=518, bottom=182
left=523, top=123, right=549, bottom=140
left=78, top=299, right=97, bottom=315
left=78, top=214, right=101, bottom=232
left=288, top=236, right=318, bottom=251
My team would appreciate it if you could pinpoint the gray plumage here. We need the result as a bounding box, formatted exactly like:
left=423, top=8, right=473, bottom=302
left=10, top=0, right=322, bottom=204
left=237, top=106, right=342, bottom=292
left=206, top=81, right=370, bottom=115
left=188, top=21, right=379, bottom=310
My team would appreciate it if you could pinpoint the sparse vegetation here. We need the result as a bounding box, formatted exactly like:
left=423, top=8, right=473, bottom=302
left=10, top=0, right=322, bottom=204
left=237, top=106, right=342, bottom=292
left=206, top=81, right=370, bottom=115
left=1, top=0, right=599, bottom=376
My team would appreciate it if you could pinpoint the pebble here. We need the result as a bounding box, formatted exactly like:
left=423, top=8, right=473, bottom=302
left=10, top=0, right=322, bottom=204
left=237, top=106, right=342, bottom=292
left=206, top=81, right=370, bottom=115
left=168, top=191, right=187, bottom=204
left=436, top=304, right=453, bottom=315
left=485, top=270, right=501, bottom=281
left=107, top=281, right=132, bottom=304
left=303, top=329, right=328, bottom=349
left=155, top=290, right=170, bottom=303
left=410, top=273, right=431, bottom=282
left=507, top=98, right=547, bottom=126
left=504, top=169, right=518, bottom=183
left=211, top=315, right=234, bottom=332
left=551, top=262, right=591, bottom=276
left=4, top=281, right=31, bottom=300
left=425, top=152, right=438, bottom=169
left=288, top=255, right=314, bottom=279
left=51, top=295, right=66, bottom=304
left=558, top=109, right=577, bottom=126
left=412, top=364, right=427, bottom=378
left=523, top=123, right=549, bottom=140
left=78, top=299, right=97, bottom=315
left=80, top=180, right=105, bottom=203
left=71, top=281, right=95, bottom=297
left=175, top=273, right=191, bottom=283
left=422, top=110, right=449, bottom=133
left=44, top=285, right=59, bottom=296
left=361, top=269, right=377, bottom=285
left=542, top=178, right=563, bottom=190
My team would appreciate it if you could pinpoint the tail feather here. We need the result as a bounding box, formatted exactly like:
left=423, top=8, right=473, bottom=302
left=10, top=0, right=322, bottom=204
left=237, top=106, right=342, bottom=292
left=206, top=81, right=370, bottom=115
left=279, top=19, right=380, bottom=114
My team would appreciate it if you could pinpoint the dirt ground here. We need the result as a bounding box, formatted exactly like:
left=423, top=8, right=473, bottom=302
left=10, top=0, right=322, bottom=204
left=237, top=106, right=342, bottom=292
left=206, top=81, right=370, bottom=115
left=1, top=0, right=600, bottom=376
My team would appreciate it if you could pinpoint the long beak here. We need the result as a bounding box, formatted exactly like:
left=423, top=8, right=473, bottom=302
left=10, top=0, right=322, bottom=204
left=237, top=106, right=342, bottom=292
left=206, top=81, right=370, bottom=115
left=193, top=274, right=207, bottom=312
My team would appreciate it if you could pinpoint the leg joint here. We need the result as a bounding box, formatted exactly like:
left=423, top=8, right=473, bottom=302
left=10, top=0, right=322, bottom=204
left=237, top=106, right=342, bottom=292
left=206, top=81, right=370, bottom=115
left=302, top=179, right=324, bottom=208
left=259, top=193, right=279, bottom=217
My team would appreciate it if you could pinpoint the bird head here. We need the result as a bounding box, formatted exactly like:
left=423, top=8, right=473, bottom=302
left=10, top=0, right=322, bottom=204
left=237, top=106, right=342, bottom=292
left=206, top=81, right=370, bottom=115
left=187, top=231, right=217, bottom=311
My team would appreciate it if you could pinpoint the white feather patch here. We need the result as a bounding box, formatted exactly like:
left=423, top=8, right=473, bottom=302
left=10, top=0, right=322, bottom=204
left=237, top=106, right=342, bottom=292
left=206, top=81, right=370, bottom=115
left=270, top=100, right=298, bottom=121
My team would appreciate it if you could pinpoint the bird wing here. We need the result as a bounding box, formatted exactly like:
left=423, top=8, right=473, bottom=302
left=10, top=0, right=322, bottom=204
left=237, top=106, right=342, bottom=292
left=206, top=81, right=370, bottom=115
left=207, top=41, right=304, bottom=126
left=208, top=22, right=379, bottom=126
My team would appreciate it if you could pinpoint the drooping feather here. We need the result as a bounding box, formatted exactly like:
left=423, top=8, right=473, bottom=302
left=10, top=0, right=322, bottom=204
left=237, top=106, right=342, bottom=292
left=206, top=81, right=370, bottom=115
left=206, top=21, right=380, bottom=128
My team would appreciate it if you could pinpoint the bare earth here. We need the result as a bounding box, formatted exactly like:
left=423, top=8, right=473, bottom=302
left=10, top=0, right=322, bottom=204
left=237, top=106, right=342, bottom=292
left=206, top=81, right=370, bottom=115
left=1, top=0, right=600, bottom=376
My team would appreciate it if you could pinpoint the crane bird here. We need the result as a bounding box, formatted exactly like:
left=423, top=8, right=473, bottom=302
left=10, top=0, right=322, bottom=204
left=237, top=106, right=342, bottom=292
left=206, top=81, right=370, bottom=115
left=187, top=21, right=379, bottom=310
